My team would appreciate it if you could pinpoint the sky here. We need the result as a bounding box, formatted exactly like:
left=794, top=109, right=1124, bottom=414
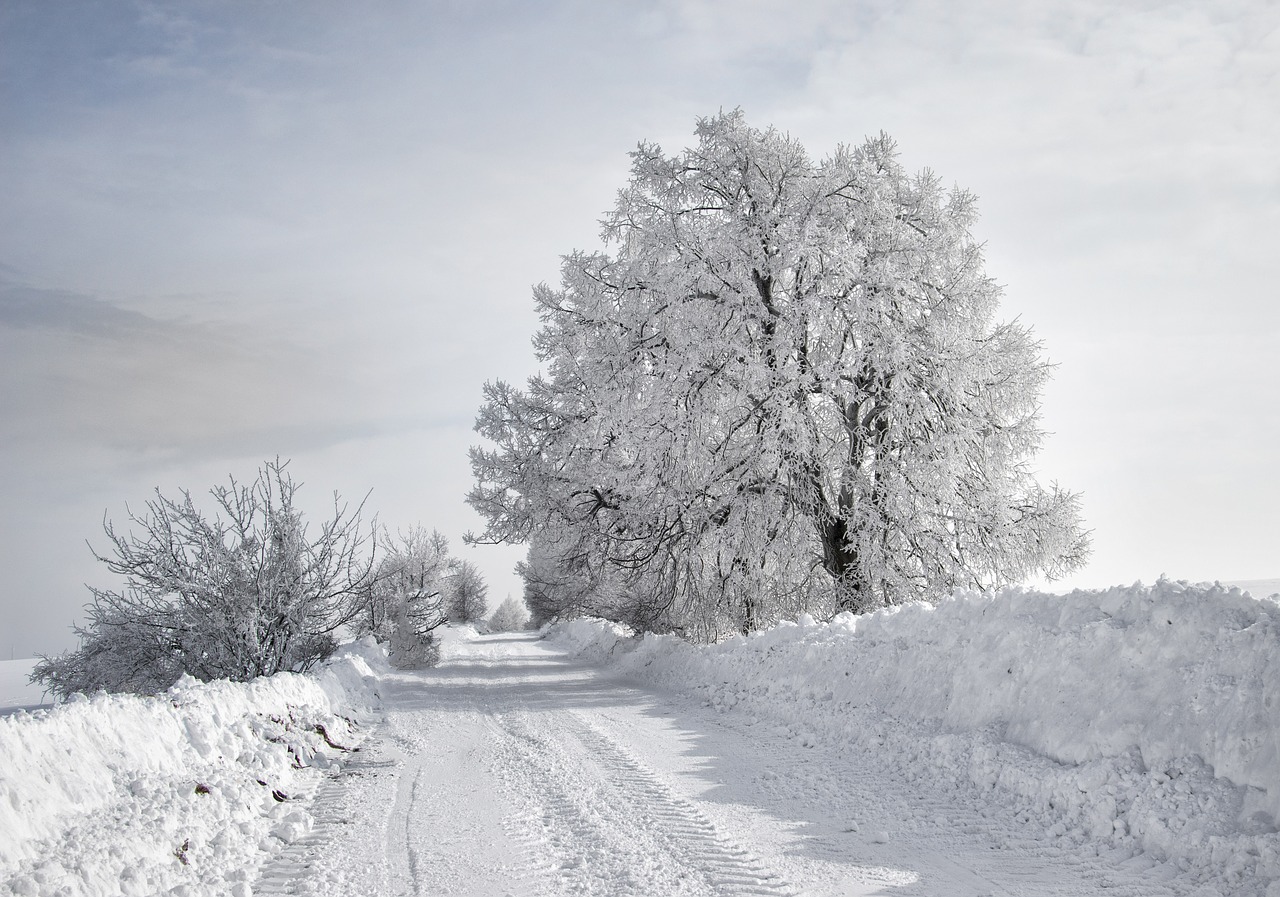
left=1, top=0, right=1277, bottom=657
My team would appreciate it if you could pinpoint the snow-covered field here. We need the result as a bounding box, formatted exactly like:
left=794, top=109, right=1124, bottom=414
left=2, top=580, right=1278, bottom=896
left=1231, top=579, right=1280, bottom=602
left=0, top=659, right=50, bottom=714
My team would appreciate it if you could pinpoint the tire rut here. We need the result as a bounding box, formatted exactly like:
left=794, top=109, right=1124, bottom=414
left=252, top=750, right=389, bottom=895
left=492, top=708, right=796, bottom=897
left=566, top=712, right=794, bottom=896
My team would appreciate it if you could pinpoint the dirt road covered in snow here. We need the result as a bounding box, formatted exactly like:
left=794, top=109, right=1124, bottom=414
left=255, top=630, right=1190, bottom=897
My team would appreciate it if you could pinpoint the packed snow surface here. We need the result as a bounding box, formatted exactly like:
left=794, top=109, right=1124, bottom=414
left=241, top=626, right=1236, bottom=896
left=3, top=581, right=1278, bottom=896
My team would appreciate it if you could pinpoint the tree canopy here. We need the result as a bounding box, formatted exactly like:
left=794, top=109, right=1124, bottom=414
left=469, top=111, right=1089, bottom=637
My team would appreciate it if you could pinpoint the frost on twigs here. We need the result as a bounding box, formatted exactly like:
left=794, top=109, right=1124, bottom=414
left=356, top=527, right=450, bottom=669
left=33, top=459, right=376, bottom=698
left=469, top=110, right=1089, bottom=638
left=350, top=528, right=491, bottom=669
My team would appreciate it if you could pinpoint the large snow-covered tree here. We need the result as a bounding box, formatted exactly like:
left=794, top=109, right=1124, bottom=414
left=469, top=111, right=1088, bottom=634
left=34, top=460, right=376, bottom=697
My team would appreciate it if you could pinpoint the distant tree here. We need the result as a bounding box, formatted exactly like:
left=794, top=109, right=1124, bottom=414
left=515, top=524, right=675, bottom=632
left=360, top=527, right=454, bottom=669
left=33, top=460, right=375, bottom=698
left=446, top=560, right=489, bottom=623
left=518, top=531, right=593, bottom=629
left=488, top=595, right=530, bottom=632
left=470, top=111, right=1089, bottom=635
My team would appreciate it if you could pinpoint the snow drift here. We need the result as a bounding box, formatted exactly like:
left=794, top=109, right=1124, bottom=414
left=0, top=638, right=387, bottom=897
left=553, top=580, right=1280, bottom=893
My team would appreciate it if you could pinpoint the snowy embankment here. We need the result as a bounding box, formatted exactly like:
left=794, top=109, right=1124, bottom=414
left=553, top=580, right=1280, bottom=893
left=0, top=639, right=387, bottom=897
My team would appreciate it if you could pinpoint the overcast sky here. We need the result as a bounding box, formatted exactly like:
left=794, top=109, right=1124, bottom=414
left=2, top=0, right=1277, bottom=657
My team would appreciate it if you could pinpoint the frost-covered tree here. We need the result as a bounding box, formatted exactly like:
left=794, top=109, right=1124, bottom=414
left=34, top=460, right=375, bottom=698
left=517, top=529, right=599, bottom=629
left=488, top=595, right=529, bottom=632
left=446, top=560, right=489, bottom=624
left=358, top=527, right=454, bottom=669
left=514, top=522, right=702, bottom=633
left=469, top=111, right=1089, bottom=634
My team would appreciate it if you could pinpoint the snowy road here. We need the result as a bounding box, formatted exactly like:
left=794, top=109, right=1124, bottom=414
left=256, top=631, right=1186, bottom=897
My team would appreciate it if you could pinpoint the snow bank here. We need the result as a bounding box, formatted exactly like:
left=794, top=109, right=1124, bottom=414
left=0, top=638, right=388, bottom=897
left=552, top=581, right=1280, bottom=894
left=551, top=617, right=633, bottom=662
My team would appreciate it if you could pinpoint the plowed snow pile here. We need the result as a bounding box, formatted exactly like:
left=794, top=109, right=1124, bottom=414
left=0, top=639, right=386, bottom=896
left=554, top=580, right=1280, bottom=895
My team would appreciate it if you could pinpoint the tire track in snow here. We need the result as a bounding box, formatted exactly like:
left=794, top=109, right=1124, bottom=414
left=385, top=745, right=426, bottom=897
left=585, top=692, right=1190, bottom=897
left=565, top=711, right=796, bottom=897
left=378, top=702, right=544, bottom=897
left=259, top=632, right=1202, bottom=896
left=253, top=777, right=345, bottom=895
left=254, top=744, right=399, bottom=896
left=491, top=707, right=796, bottom=897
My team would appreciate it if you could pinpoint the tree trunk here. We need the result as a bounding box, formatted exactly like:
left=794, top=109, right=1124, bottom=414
left=819, top=514, right=873, bottom=614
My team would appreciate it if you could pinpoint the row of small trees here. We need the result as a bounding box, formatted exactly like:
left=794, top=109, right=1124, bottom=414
left=469, top=111, right=1090, bottom=637
left=34, top=460, right=491, bottom=698
left=354, top=525, right=490, bottom=669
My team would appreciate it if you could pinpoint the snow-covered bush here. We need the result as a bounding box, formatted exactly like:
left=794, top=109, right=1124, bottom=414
left=351, top=529, right=491, bottom=667
left=33, top=460, right=375, bottom=698
left=516, top=526, right=660, bottom=630
left=355, top=527, right=451, bottom=669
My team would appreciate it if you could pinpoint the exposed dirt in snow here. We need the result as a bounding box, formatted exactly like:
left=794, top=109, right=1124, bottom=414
left=264, top=630, right=1214, bottom=897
